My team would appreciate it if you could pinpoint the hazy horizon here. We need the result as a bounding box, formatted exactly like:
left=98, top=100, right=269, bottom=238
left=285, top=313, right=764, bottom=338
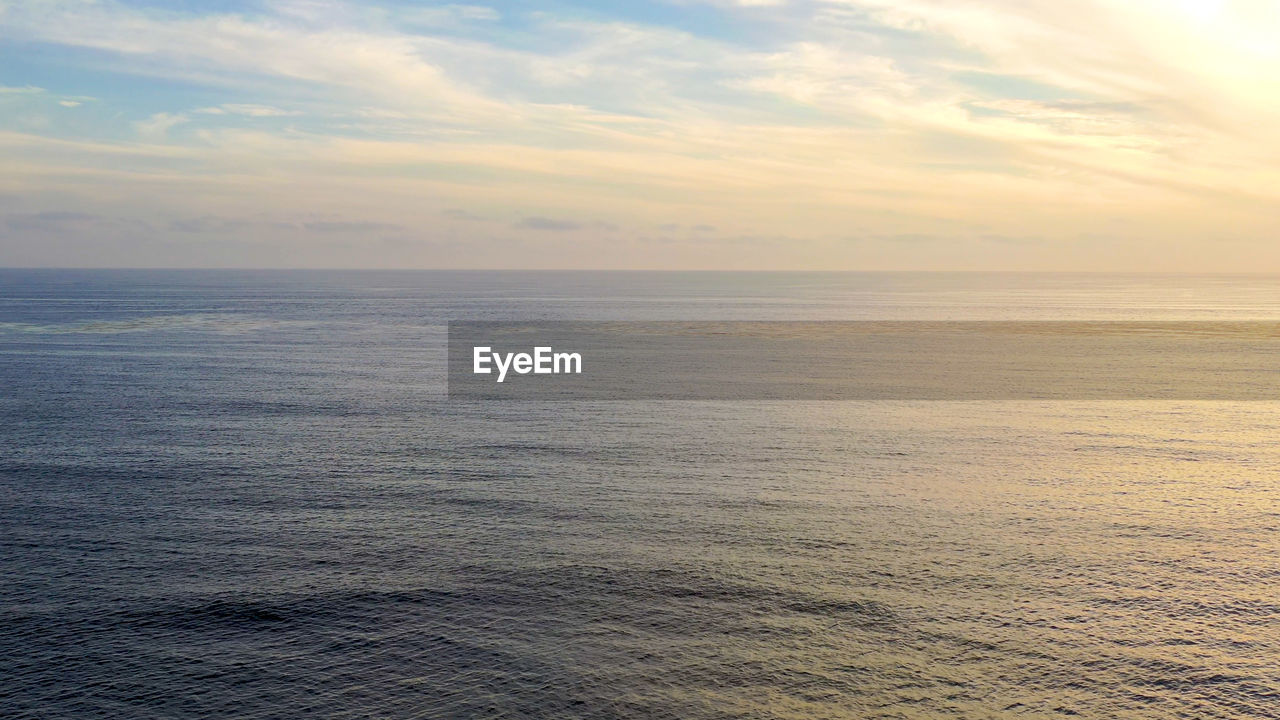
left=3, top=0, right=1279, bottom=271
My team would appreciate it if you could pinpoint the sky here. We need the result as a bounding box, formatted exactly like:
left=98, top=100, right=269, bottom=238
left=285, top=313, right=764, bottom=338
left=1, top=0, right=1278, bottom=270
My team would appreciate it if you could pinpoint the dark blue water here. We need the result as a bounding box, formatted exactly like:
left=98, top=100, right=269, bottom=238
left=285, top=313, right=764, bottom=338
left=2, top=270, right=1278, bottom=719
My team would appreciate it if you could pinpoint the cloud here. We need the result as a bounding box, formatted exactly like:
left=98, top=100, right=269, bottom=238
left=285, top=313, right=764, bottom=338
left=2, top=0, right=1280, bottom=269
left=451, top=5, right=501, bottom=21
left=196, top=104, right=302, bottom=117
left=168, top=216, right=292, bottom=233
left=515, top=217, right=583, bottom=231
left=166, top=216, right=401, bottom=234
left=134, top=112, right=189, bottom=139
left=0, top=0, right=506, bottom=124
left=3, top=211, right=98, bottom=232
left=302, top=220, right=402, bottom=233
left=509, top=216, right=618, bottom=232
left=405, top=4, right=501, bottom=23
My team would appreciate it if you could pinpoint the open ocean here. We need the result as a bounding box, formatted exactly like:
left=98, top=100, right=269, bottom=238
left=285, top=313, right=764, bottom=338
left=2, top=270, right=1278, bottom=719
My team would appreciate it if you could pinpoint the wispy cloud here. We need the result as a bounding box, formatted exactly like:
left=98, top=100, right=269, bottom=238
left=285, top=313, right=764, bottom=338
left=516, top=217, right=583, bottom=232
left=3, top=211, right=98, bottom=232
left=134, top=112, right=189, bottom=140
left=1, top=0, right=1278, bottom=269
left=196, top=104, right=302, bottom=117
left=302, top=220, right=402, bottom=233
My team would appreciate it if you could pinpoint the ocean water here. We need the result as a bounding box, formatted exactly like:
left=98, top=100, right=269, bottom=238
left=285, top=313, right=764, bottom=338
left=1, top=270, right=1278, bottom=719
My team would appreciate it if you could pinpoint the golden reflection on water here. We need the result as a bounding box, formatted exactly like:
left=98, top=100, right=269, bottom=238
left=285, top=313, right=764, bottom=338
left=615, top=401, right=1280, bottom=718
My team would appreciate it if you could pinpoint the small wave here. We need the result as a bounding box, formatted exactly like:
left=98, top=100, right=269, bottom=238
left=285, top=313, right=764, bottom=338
left=0, top=313, right=279, bottom=335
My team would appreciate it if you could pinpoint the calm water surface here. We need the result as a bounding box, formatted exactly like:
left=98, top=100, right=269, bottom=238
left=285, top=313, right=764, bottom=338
left=1, top=271, right=1278, bottom=719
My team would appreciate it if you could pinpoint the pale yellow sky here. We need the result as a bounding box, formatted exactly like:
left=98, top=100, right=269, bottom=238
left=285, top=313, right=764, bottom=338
left=1, top=0, right=1278, bottom=269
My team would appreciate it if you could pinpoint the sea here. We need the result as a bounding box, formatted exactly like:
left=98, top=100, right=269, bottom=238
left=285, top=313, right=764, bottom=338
left=1, top=270, right=1277, bottom=719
